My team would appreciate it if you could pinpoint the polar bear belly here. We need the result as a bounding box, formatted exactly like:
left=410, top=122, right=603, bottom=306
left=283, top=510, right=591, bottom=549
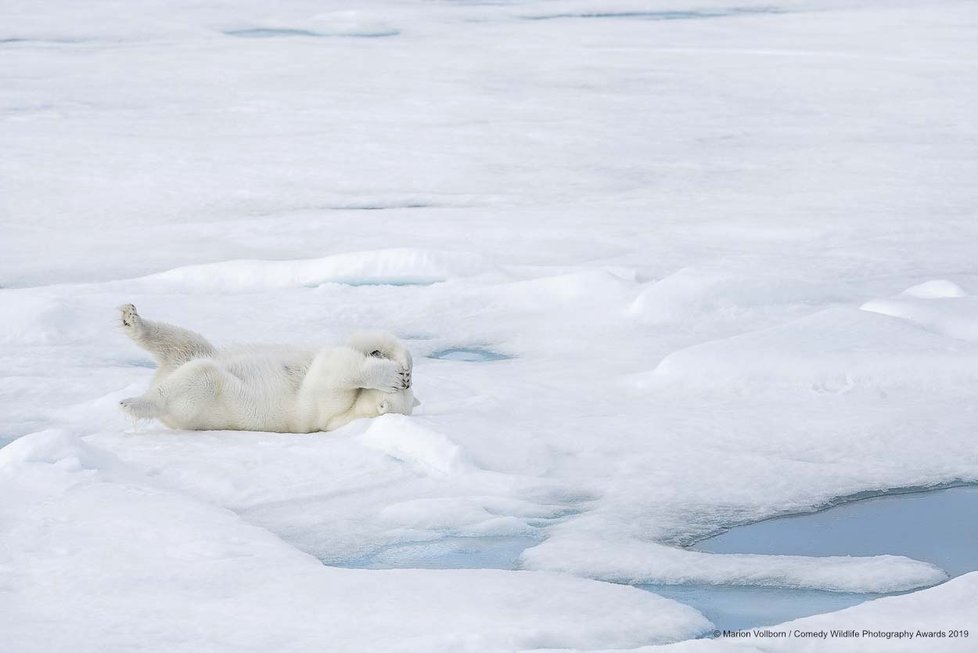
left=158, top=352, right=322, bottom=432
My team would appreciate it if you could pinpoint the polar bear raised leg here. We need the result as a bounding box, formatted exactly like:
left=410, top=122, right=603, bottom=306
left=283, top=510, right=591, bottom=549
left=119, top=304, right=225, bottom=427
left=119, top=303, right=215, bottom=372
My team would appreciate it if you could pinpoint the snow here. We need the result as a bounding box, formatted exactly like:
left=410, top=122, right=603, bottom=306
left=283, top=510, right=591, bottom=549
left=0, top=430, right=709, bottom=653
left=521, top=536, right=947, bottom=594
left=642, top=306, right=978, bottom=393
left=899, top=279, right=967, bottom=300
left=861, top=287, right=978, bottom=342
left=3, top=0, right=978, bottom=649
left=359, top=414, right=468, bottom=475
left=141, top=249, right=495, bottom=291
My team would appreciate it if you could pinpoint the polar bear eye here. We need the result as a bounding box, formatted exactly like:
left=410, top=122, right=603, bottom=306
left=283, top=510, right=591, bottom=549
left=370, top=350, right=384, bottom=358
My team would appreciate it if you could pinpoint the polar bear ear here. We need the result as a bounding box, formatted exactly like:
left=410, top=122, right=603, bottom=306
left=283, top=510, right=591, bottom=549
left=412, top=397, right=422, bottom=408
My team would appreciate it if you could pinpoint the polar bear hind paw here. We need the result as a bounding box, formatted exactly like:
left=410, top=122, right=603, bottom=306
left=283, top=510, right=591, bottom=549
left=120, top=396, right=161, bottom=419
left=119, top=303, right=142, bottom=331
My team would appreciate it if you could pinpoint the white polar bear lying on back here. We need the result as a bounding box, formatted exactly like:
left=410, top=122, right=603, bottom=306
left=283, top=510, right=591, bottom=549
left=117, top=304, right=418, bottom=433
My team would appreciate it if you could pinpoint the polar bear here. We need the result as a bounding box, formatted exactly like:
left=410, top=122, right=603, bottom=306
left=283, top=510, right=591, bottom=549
left=117, top=304, right=418, bottom=433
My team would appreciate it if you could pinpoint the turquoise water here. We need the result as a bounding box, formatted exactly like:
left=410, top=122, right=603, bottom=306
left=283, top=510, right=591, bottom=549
left=428, top=347, right=512, bottom=362
left=356, top=535, right=538, bottom=570
left=697, top=484, right=978, bottom=577
left=525, top=7, right=786, bottom=21
left=640, top=584, right=882, bottom=633
left=224, top=28, right=323, bottom=38
left=224, top=28, right=399, bottom=39
left=649, top=484, right=978, bottom=631
left=331, top=486, right=978, bottom=633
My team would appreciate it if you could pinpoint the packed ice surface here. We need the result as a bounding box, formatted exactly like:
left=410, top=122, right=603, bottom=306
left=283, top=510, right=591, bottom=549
left=3, top=0, right=978, bottom=650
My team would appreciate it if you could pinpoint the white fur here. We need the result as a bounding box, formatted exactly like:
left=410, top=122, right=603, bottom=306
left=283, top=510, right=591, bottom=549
left=118, top=304, right=418, bottom=433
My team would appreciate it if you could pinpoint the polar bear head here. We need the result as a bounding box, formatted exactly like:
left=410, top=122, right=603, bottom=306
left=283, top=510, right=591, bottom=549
left=346, top=331, right=420, bottom=411
left=346, top=330, right=414, bottom=373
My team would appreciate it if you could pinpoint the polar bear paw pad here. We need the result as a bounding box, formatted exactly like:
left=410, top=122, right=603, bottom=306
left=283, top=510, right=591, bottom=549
left=119, top=304, right=141, bottom=330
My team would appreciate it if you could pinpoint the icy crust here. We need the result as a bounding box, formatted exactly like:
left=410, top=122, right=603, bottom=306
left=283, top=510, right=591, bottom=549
left=520, top=535, right=947, bottom=594
left=137, top=248, right=494, bottom=290
left=0, top=430, right=711, bottom=653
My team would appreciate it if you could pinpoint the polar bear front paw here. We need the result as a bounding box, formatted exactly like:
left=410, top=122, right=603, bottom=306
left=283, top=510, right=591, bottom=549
left=365, top=359, right=411, bottom=393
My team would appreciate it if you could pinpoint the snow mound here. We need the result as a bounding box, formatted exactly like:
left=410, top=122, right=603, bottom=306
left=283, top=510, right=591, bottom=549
left=0, top=428, right=106, bottom=470
left=646, top=307, right=978, bottom=392
left=861, top=288, right=978, bottom=342
left=493, top=270, right=634, bottom=310
left=0, top=294, right=79, bottom=344
left=140, top=249, right=493, bottom=291
left=359, top=415, right=469, bottom=475
left=629, top=267, right=832, bottom=325
left=521, top=536, right=947, bottom=594
left=310, top=10, right=400, bottom=37
left=900, top=279, right=967, bottom=299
